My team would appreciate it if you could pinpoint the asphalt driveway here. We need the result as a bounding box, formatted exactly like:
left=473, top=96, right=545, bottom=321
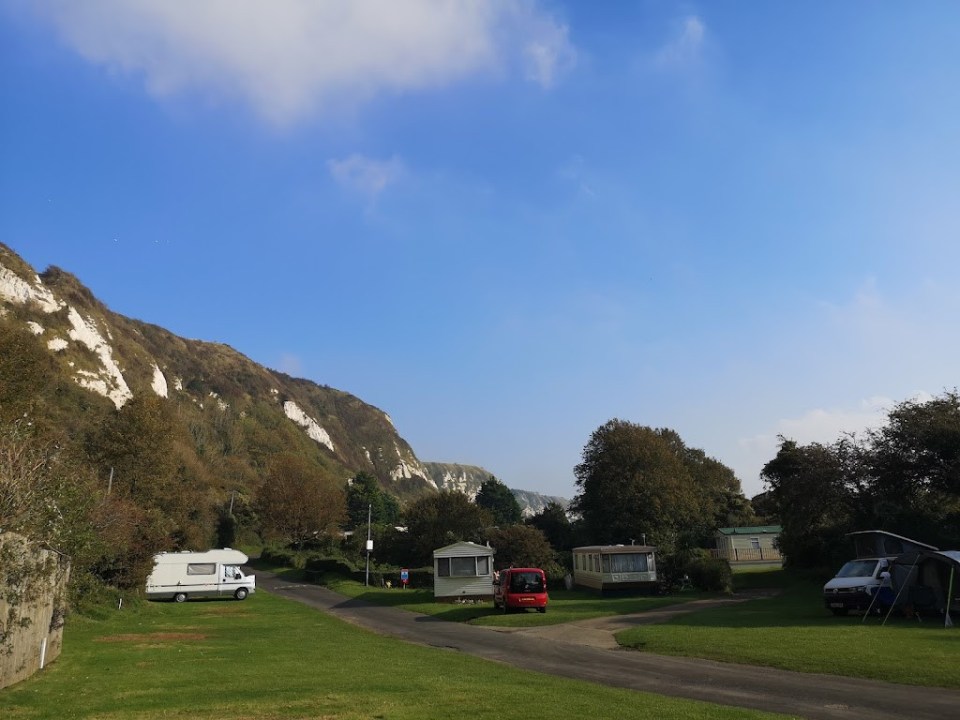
left=257, top=573, right=960, bottom=720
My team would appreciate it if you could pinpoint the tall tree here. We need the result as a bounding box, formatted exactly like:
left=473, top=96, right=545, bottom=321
left=475, top=476, right=522, bottom=526
left=572, top=420, right=703, bottom=548
left=525, top=501, right=573, bottom=552
left=255, top=452, right=345, bottom=548
left=484, top=525, right=558, bottom=573
left=403, top=490, right=491, bottom=565
left=761, top=438, right=855, bottom=570
left=346, top=471, right=399, bottom=529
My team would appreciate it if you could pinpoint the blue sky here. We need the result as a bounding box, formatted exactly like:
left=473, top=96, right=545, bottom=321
left=3, top=2, right=959, bottom=500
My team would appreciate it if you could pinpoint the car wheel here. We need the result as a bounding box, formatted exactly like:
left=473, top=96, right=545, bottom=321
left=234, top=587, right=248, bottom=600
left=174, top=592, right=187, bottom=603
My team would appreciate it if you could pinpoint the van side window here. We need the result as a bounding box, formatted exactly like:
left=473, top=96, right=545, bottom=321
left=187, top=563, right=216, bottom=576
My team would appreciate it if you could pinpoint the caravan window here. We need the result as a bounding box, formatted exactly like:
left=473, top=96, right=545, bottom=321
left=187, top=563, right=216, bottom=576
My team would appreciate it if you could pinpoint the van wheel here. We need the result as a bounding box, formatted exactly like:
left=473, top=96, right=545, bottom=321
left=173, top=592, right=187, bottom=603
left=538, top=607, right=546, bottom=614
left=234, top=588, right=248, bottom=601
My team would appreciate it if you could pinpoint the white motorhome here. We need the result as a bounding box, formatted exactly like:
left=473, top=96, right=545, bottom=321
left=145, top=549, right=255, bottom=603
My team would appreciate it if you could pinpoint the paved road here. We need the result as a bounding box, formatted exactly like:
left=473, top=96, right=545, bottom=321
left=257, top=574, right=960, bottom=720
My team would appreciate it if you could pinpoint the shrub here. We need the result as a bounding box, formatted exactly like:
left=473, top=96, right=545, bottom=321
left=685, top=557, right=732, bottom=593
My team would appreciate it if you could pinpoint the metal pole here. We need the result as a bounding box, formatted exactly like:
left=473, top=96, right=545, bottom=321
left=365, top=503, right=371, bottom=587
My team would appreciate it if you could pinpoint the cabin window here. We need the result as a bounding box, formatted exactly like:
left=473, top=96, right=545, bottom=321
left=436, top=556, right=490, bottom=577
left=606, top=553, right=649, bottom=573
left=750, top=537, right=761, bottom=550
left=187, top=563, right=216, bottom=576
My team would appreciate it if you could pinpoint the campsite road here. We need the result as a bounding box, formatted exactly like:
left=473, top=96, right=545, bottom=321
left=257, top=574, right=960, bottom=720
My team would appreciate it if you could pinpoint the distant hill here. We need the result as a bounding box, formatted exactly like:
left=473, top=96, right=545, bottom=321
left=423, top=462, right=568, bottom=517
left=0, top=243, right=563, bottom=515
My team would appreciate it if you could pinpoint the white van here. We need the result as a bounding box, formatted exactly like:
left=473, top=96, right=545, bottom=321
left=822, top=557, right=890, bottom=615
left=146, top=549, right=256, bottom=603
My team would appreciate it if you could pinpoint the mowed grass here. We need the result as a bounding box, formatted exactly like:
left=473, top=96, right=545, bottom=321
left=617, top=570, right=960, bottom=688
left=0, top=591, right=792, bottom=720
left=323, top=575, right=699, bottom=627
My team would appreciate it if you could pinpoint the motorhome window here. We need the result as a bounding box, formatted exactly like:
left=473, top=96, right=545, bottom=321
left=437, top=558, right=450, bottom=577
left=187, top=563, right=216, bottom=575
left=835, top=560, right=880, bottom=578
left=883, top=537, right=904, bottom=555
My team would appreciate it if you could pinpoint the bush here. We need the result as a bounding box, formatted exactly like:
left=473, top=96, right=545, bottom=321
left=685, top=557, right=732, bottom=593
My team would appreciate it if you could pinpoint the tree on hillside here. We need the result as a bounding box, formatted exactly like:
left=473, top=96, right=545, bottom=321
left=0, top=322, right=58, bottom=423
left=572, top=420, right=704, bottom=548
left=484, top=525, right=558, bottom=574
left=403, top=490, right=492, bottom=566
left=525, top=501, right=574, bottom=552
left=475, top=476, right=522, bottom=526
left=256, top=452, right=345, bottom=548
left=346, top=471, right=399, bottom=529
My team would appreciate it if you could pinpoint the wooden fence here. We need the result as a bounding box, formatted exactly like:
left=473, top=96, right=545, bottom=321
left=710, top=547, right=783, bottom=564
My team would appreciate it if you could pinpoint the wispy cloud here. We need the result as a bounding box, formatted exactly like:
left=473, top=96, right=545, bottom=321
left=654, top=15, right=706, bottom=71
left=327, top=154, right=404, bottom=200
left=24, top=0, right=576, bottom=126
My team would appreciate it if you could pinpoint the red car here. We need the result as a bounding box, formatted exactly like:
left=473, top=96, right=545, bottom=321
left=493, top=567, right=548, bottom=613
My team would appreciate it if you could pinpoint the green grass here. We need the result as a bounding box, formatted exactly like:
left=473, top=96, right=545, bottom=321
left=0, top=592, right=789, bottom=720
left=617, top=570, right=960, bottom=688
left=323, top=575, right=699, bottom=626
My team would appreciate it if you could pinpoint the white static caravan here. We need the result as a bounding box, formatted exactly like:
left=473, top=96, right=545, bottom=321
left=145, top=549, right=255, bottom=603
left=573, top=545, right=658, bottom=594
left=433, top=541, right=495, bottom=601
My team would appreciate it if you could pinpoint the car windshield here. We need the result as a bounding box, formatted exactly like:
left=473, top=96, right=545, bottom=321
left=835, top=560, right=879, bottom=578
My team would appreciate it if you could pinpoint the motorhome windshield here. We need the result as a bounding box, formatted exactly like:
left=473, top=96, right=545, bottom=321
left=835, top=559, right=880, bottom=578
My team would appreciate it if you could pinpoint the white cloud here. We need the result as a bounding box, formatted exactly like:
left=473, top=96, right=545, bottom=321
left=654, top=15, right=705, bottom=70
left=328, top=154, right=404, bottom=199
left=27, top=0, right=575, bottom=126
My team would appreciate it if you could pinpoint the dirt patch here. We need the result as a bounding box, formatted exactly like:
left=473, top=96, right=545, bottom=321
left=95, top=632, right=208, bottom=643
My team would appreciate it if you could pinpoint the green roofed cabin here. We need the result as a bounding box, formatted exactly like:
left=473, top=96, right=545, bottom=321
left=713, top=525, right=783, bottom=565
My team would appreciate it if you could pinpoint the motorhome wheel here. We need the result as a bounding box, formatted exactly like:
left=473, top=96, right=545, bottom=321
left=234, top=587, right=248, bottom=600
left=173, top=592, right=187, bottom=603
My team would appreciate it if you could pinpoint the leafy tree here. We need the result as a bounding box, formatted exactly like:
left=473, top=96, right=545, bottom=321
left=525, top=501, right=574, bottom=552
left=255, top=452, right=345, bottom=548
left=761, top=437, right=856, bottom=571
left=346, top=471, right=400, bottom=529
left=403, top=490, right=492, bottom=566
left=474, top=476, right=522, bottom=526
left=572, top=420, right=704, bottom=548
left=484, top=524, right=559, bottom=575
left=862, top=391, right=960, bottom=548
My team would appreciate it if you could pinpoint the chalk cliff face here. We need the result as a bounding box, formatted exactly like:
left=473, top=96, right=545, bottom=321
left=0, top=243, right=565, bottom=512
left=422, top=462, right=568, bottom=516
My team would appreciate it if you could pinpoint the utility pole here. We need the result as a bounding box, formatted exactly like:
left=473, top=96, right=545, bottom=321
left=364, top=503, right=372, bottom=587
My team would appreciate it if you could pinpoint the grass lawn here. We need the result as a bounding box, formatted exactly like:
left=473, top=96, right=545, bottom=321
left=617, top=570, right=960, bottom=688
left=321, top=574, right=700, bottom=627
left=0, top=591, right=789, bottom=720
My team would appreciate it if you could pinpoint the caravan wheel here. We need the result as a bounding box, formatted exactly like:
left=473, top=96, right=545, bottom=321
left=173, top=592, right=187, bottom=603
left=234, top=588, right=249, bottom=601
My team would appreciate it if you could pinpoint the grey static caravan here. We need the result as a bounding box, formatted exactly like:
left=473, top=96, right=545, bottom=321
left=573, top=544, right=658, bottom=593
left=145, top=548, right=256, bottom=603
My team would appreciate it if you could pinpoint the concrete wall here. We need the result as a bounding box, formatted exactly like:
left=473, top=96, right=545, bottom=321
left=0, top=532, right=71, bottom=690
